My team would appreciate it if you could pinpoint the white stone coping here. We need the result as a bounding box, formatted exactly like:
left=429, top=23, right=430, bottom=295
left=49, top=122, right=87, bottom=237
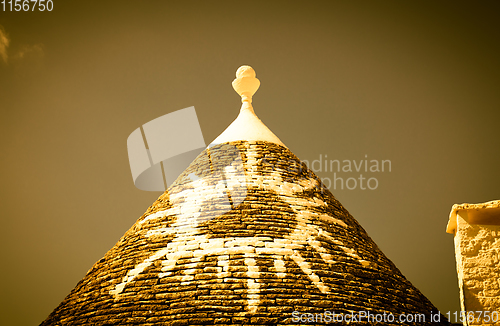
left=446, top=199, right=500, bottom=234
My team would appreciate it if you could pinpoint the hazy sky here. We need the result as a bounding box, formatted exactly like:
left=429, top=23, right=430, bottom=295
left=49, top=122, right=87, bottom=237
left=1, top=1, right=499, bottom=325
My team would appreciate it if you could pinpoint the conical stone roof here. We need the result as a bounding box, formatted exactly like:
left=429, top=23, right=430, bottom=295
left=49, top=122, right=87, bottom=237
left=40, top=66, right=448, bottom=326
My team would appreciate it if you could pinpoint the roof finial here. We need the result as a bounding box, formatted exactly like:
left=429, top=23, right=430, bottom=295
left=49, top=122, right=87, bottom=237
left=209, top=65, right=286, bottom=148
left=232, top=65, right=260, bottom=104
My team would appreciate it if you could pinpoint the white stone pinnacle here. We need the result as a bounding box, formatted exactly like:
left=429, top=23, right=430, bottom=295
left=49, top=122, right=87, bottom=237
left=209, top=65, right=287, bottom=148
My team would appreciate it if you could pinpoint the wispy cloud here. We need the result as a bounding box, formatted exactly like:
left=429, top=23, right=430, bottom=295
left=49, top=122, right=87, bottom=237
left=0, top=25, right=9, bottom=63
left=0, top=26, right=45, bottom=67
left=13, top=44, right=45, bottom=60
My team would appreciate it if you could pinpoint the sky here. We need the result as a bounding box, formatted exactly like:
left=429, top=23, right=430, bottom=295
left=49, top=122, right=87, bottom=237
left=1, top=1, right=499, bottom=325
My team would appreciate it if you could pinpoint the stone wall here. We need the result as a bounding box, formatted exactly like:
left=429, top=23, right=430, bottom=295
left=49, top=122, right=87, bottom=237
left=454, top=211, right=500, bottom=325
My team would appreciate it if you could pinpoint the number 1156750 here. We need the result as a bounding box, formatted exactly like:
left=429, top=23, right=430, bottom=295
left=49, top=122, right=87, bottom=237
left=2, top=0, right=53, bottom=11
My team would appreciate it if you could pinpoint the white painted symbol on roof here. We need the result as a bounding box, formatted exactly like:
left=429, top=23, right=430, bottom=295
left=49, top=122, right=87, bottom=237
left=111, top=148, right=372, bottom=314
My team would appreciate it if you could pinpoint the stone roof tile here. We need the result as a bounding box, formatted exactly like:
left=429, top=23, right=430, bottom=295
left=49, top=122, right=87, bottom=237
left=41, top=141, right=448, bottom=325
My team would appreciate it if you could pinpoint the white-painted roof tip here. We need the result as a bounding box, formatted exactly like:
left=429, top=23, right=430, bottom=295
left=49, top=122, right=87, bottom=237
left=209, top=66, right=287, bottom=148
